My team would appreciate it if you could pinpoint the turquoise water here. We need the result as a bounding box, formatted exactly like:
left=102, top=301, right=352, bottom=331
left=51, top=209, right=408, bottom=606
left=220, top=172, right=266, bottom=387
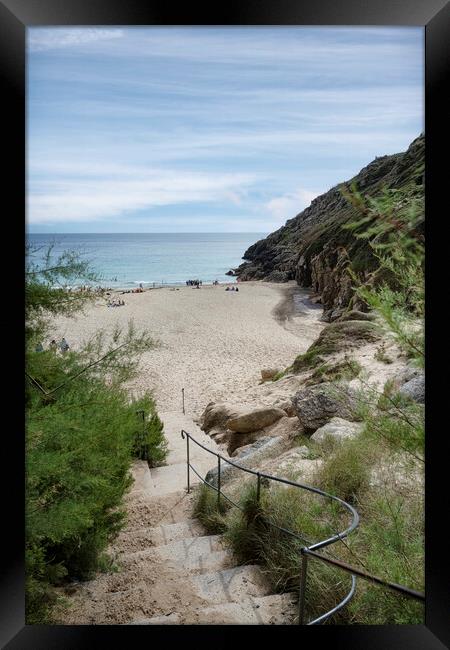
left=26, top=233, right=265, bottom=289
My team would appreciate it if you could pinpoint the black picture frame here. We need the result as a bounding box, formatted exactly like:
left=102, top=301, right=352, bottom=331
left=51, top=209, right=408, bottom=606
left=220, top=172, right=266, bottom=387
left=2, top=0, right=448, bottom=647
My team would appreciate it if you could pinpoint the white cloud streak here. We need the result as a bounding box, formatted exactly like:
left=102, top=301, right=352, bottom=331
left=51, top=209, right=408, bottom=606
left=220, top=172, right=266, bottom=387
left=27, top=170, right=259, bottom=224
left=266, top=189, right=319, bottom=221
left=28, top=28, right=124, bottom=52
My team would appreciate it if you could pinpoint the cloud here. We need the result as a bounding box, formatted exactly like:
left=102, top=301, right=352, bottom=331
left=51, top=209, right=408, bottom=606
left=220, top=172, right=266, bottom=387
left=266, top=188, right=319, bottom=221
left=28, top=28, right=124, bottom=52
left=27, top=169, right=259, bottom=224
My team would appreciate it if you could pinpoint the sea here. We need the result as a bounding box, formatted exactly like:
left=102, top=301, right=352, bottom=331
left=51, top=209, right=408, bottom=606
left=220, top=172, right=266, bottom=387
left=26, top=233, right=266, bottom=289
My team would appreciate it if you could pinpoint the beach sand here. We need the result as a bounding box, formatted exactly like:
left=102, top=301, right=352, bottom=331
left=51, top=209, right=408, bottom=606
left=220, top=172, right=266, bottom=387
left=50, top=281, right=324, bottom=417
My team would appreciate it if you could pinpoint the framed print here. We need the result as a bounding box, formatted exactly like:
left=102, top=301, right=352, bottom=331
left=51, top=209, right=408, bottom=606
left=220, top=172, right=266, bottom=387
left=2, top=0, right=448, bottom=647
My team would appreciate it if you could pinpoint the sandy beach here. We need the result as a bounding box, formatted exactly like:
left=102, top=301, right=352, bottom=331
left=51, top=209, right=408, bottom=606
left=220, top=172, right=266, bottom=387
left=50, top=281, right=324, bottom=417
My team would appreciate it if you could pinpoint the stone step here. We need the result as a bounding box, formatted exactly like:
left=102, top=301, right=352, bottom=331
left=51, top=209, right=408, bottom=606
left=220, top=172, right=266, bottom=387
left=183, top=549, right=234, bottom=574
left=191, top=564, right=272, bottom=605
left=123, top=490, right=194, bottom=529
left=149, top=463, right=203, bottom=496
left=119, top=535, right=225, bottom=569
left=129, top=460, right=155, bottom=496
left=130, top=593, right=298, bottom=625
left=116, top=519, right=205, bottom=552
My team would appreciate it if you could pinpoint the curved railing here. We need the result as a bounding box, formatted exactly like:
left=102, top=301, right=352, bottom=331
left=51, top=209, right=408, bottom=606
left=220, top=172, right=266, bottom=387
left=181, top=429, right=424, bottom=625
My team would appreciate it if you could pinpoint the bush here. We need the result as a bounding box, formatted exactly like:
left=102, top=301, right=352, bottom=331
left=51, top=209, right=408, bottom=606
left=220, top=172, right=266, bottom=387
left=193, top=483, right=230, bottom=534
left=25, top=246, right=165, bottom=623
left=315, top=438, right=373, bottom=504
left=132, top=400, right=167, bottom=466
left=26, top=348, right=168, bottom=620
left=306, top=357, right=361, bottom=386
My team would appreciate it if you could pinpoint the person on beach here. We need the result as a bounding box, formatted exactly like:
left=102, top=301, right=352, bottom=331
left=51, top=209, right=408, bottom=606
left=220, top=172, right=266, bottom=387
left=60, top=338, right=70, bottom=354
left=49, top=340, right=57, bottom=352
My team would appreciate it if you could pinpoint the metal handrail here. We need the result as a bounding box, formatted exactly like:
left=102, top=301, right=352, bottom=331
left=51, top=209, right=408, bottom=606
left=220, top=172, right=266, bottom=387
left=181, top=429, right=425, bottom=625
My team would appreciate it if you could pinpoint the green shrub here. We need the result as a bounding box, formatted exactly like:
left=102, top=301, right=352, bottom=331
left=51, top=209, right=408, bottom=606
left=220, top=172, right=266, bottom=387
left=193, top=484, right=230, bottom=534
left=347, top=489, right=424, bottom=624
left=25, top=246, right=165, bottom=623
left=132, top=401, right=168, bottom=466
left=315, top=438, right=373, bottom=504
left=306, top=357, right=362, bottom=386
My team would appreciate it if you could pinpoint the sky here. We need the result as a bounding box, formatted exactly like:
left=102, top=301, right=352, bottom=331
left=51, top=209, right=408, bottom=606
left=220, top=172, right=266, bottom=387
left=27, top=27, right=424, bottom=233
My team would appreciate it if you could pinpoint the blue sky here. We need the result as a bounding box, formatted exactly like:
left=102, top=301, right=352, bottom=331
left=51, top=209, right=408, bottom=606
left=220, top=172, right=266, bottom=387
left=27, top=27, right=424, bottom=233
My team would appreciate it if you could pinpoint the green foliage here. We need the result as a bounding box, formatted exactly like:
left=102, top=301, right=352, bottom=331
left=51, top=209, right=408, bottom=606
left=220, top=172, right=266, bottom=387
left=306, top=357, right=361, bottom=386
left=347, top=489, right=424, bottom=624
left=292, top=347, right=326, bottom=373
left=193, top=484, right=231, bottom=534
left=292, top=321, right=381, bottom=374
left=132, top=403, right=167, bottom=466
left=315, top=437, right=374, bottom=504
left=357, top=380, right=424, bottom=459
left=342, top=184, right=424, bottom=367
left=272, top=368, right=290, bottom=381
left=25, top=245, right=166, bottom=623
left=26, top=243, right=100, bottom=339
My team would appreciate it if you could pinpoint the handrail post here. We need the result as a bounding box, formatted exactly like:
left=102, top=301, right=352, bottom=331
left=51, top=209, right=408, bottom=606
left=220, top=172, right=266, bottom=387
left=298, top=551, right=308, bottom=625
left=186, top=432, right=190, bottom=493
left=217, top=455, right=221, bottom=508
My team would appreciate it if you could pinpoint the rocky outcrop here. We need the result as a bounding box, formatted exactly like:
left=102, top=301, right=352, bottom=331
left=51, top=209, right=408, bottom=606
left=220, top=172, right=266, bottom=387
left=399, top=375, right=425, bottom=404
left=291, top=384, right=357, bottom=434
left=227, top=407, right=286, bottom=433
left=236, top=135, right=424, bottom=313
left=200, top=402, right=247, bottom=433
left=310, top=417, right=364, bottom=444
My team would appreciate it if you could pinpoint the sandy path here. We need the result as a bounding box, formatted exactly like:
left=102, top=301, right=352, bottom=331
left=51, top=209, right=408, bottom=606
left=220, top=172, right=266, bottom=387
left=50, top=281, right=323, bottom=417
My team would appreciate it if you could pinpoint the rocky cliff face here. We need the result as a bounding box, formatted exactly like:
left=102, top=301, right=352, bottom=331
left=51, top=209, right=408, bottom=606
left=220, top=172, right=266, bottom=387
left=237, top=135, right=424, bottom=317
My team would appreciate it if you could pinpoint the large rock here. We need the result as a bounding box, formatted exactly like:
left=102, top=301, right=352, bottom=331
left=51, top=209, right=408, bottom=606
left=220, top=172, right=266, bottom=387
left=310, top=417, right=364, bottom=443
left=227, top=407, right=286, bottom=433
left=399, top=374, right=425, bottom=404
left=261, top=368, right=281, bottom=381
left=200, top=402, right=248, bottom=433
left=228, top=416, right=302, bottom=455
left=291, top=384, right=357, bottom=434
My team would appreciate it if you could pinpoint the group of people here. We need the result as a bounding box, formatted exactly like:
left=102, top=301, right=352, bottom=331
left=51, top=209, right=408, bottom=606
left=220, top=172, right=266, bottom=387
left=225, top=286, right=239, bottom=292
left=121, top=283, right=144, bottom=294
left=35, top=338, right=70, bottom=354
left=107, top=299, right=125, bottom=307
left=186, top=279, right=202, bottom=287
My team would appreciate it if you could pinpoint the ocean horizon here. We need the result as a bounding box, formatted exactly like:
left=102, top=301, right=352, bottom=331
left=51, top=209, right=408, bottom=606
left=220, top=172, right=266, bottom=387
left=26, top=232, right=266, bottom=289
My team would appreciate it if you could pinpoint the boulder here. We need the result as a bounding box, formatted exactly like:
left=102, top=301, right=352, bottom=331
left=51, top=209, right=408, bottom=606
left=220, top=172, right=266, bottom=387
left=227, top=407, right=286, bottom=433
left=392, top=366, right=422, bottom=389
left=261, top=368, right=281, bottom=381
left=272, top=398, right=296, bottom=417
left=291, top=383, right=357, bottom=434
left=200, top=402, right=248, bottom=433
left=399, top=374, right=425, bottom=404
left=310, top=417, right=364, bottom=444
